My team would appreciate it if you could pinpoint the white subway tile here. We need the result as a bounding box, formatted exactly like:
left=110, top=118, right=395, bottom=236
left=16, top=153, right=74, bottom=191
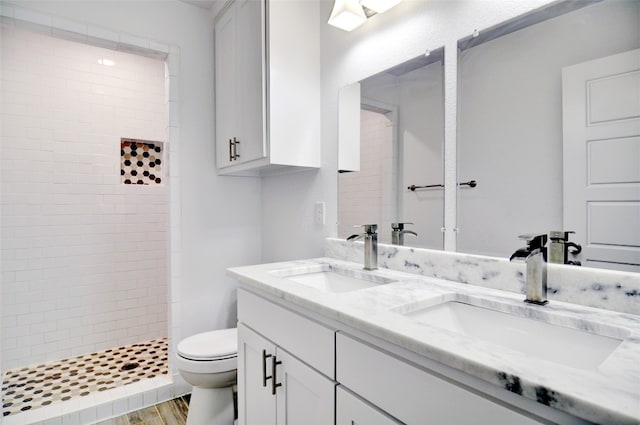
left=14, top=7, right=52, bottom=27
left=87, top=25, right=119, bottom=43
left=0, top=3, right=15, bottom=19
left=119, top=33, right=150, bottom=50
left=78, top=407, right=97, bottom=424
left=149, top=40, right=170, bottom=54
left=52, top=17, right=87, bottom=35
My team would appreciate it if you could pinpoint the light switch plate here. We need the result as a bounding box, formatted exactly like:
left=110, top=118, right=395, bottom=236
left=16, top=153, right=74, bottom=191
left=315, top=201, right=325, bottom=225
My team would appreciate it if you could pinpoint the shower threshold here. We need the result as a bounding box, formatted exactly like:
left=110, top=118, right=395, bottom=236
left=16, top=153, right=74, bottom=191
left=2, top=337, right=168, bottom=420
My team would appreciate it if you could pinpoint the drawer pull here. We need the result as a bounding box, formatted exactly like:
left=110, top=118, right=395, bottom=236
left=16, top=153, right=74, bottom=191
left=228, top=138, right=233, bottom=162
left=271, top=356, right=282, bottom=395
left=232, top=137, right=240, bottom=160
left=262, top=349, right=272, bottom=387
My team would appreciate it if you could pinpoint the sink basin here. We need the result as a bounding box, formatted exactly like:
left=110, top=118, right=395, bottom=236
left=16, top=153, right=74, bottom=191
left=271, top=264, right=397, bottom=293
left=396, top=299, right=627, bottom=370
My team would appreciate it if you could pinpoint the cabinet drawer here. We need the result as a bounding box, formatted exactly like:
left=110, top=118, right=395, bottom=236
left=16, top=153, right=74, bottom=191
left=336, top=333, right=543, bottom=425
left=337, top=386, right=402, bottom=425
left=238, top=289, right=335, bottom=378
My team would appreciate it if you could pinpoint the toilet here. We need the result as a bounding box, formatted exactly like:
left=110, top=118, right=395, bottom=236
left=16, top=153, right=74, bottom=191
left=175, top=328, right=238, bottom=425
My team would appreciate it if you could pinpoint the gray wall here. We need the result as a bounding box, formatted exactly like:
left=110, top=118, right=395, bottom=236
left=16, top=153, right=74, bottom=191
left=457, top=0, right=640, bottom=258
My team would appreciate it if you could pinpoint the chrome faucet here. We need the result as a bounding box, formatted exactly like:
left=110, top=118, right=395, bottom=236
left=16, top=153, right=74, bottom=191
left=548, top=231, right=582, bottom=266
left=391, top=222, right=417, bottom=246
left=510, top=234, right=548, bottom=305
left=347, top=224, right=378, bottom=270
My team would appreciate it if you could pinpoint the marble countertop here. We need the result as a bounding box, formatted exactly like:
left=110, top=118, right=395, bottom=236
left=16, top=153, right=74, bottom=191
left=228, top=257, right=640, bottom=424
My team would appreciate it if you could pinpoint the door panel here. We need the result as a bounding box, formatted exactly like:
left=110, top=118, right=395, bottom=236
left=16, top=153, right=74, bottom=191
left=275, top=348, right=335, bottom=425
left=238, top=324, right=276, bottom=425
left=215, top=7, right=236, bottom=168
left=562, top=48, right=640, bottom=271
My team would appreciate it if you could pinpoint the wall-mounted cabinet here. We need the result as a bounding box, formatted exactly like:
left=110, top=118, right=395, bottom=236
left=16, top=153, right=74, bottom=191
left=214, top=0, right=321, bottom=176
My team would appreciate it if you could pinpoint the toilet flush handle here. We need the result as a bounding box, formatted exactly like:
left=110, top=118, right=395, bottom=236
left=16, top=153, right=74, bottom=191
left=262, top=350, right=273, bottom=387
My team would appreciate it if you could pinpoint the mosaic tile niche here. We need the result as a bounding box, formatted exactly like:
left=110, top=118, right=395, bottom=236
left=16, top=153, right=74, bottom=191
left=121, top=139, right=164, bottom=185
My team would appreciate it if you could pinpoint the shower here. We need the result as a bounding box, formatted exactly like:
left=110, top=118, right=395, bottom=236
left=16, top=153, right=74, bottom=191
left=1, top=24, right=171, bottom=421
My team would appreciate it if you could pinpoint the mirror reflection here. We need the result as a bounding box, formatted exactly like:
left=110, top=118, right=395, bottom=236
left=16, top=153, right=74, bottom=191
left=457, top=0, right=640, bottom=271
left=338, top=49, right=445, bottom=248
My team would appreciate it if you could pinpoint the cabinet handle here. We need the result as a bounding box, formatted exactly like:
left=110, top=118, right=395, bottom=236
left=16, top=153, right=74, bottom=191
left=271, top=356, right=282, bottom=395
left=228, top=138, right=241, bottom=161
left=262, top=350, right=272, bottom=387
left=233, top=137, right=240, bottom=160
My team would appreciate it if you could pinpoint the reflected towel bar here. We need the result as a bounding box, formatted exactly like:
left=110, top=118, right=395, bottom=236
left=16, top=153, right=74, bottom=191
left=408, top=180, right=477, bottom=191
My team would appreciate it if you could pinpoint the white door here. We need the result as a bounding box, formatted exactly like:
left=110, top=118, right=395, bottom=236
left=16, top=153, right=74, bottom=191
left=238, top=324, right=277, bottom=425
left=562, top=49, right=640, bottom=272
left=275, top=347, right=335, bottom=425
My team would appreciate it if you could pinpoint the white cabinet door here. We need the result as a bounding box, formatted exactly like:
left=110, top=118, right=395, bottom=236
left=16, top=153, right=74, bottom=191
left=275, top=347, right=335, bottom=425
left=238, top=324, right=276, bottom=425
left=336, top=386, right=402, bottom=425
left=234, top=0, right=266, bottom=165
left=215, top=0, right=265, bottom=169
left=214, top=5, right=236, bottom=168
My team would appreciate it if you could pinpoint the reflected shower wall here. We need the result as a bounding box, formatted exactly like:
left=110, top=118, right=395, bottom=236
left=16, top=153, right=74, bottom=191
left=339, top=109, right=394, bottom=243
left=338, top=56, right=444, bottom=249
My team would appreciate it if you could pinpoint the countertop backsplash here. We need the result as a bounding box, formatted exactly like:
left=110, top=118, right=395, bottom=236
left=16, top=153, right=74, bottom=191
left=325, top=238, right=640, bottom=315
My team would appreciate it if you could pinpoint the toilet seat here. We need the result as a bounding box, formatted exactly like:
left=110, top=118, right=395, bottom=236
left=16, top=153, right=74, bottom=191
left=178, top=328, right=237, bottom=361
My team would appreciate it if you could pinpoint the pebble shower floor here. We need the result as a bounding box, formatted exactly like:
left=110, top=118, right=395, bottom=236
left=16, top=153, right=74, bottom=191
left=1, top=338, right=168, bottom=418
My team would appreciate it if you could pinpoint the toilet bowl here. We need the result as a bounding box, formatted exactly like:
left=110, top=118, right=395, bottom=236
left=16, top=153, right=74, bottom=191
left=176, top=328, right=238, bottom=425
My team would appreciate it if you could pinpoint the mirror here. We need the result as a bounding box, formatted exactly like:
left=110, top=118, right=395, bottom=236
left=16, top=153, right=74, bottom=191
left=457, top=0, right=640, bottom=271
left=338, top=49, right=445, bottom=248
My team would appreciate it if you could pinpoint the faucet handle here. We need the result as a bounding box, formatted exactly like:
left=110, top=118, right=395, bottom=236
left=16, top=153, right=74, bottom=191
left=353, top=224, right=377, bottom=234
left=517, top=233, right=548, bottom=250
left=549, top=230, right=575, bottom=241
left=391, top=222, right=414, bottom=230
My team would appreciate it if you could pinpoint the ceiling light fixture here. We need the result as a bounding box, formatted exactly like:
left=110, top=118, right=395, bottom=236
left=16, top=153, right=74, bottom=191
left=360, top=0, right=401, bottom=14
left=328, top=0, right=401, bottom=32
left=328, top=0, right=367, bottom=32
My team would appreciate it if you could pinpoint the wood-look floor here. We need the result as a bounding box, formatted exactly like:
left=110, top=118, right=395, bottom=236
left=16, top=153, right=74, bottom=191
left=96, top=395, right=190, bottom=425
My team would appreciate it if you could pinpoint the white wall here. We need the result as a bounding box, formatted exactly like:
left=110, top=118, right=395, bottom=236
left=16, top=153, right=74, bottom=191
left=3, top=1, right=262, bottom=359
left=261, top=0, right=557, bottom=261
left=1, top=26, right=168, bottom=368
left=457, top=0, right=640, bottom=258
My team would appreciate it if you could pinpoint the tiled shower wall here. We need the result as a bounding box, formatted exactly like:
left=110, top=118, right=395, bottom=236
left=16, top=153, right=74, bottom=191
left=1, top=26, right=169, bottom=370
left=338, top=109, right=393, bottom=243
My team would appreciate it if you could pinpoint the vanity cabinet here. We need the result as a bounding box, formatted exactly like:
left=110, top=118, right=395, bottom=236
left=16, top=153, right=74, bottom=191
left=336, top=333, right=545, bottom=425
left=214, top=0, right=321, bottom=175
left=237, top=289, right=335, bottom=425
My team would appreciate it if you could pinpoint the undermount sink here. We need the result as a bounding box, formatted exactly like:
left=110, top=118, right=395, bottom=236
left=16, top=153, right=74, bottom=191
left=395, top=297, right=628, bottom=370
left=271, top=263, right=397, bottom=293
